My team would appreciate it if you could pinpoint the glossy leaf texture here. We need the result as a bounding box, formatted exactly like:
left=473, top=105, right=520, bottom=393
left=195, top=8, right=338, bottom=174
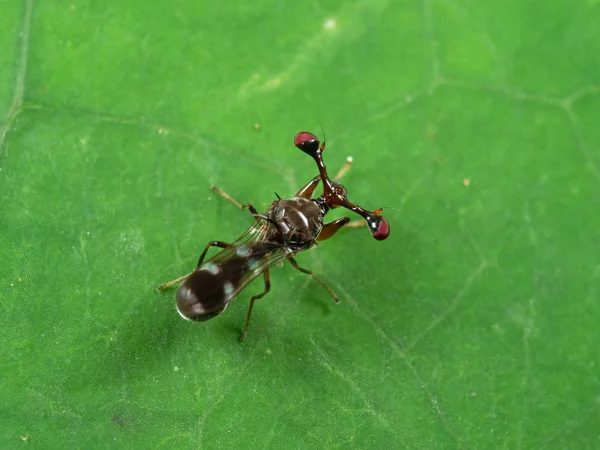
left=1, top=0, right=599, bottom=448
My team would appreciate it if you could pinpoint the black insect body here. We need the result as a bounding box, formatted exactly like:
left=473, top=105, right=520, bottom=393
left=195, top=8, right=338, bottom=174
left=158, top=132, right=390, bottom=340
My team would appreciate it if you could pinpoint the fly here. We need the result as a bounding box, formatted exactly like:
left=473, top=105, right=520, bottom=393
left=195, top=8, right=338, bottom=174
left=158, top=131, right=390, bottom=340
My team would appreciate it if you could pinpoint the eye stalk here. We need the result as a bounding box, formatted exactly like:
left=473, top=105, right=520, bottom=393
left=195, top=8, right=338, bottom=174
left=293, top=131, right=391, bottom=241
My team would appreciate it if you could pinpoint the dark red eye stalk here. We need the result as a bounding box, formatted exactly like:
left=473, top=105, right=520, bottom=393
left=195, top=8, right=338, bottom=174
left=294, top=131, right=390, bottom=242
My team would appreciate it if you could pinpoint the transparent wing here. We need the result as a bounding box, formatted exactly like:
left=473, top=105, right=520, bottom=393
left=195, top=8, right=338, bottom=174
left=199, top=219, right=288, bottom=304
left=203, top=219, right=272, bottom=265
left=225, top=245, right=288, bottom=303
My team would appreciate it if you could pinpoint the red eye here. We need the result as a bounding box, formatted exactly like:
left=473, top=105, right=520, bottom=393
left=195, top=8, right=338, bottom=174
left=294, top=132, right=320, bottom=156
left=366, top=214, right=390, bottom=240
left=373, top=216, right=390, bottom=240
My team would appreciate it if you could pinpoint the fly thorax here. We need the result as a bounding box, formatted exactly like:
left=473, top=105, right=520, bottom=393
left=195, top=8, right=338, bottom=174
left=273, top=198, right=323, bottom=249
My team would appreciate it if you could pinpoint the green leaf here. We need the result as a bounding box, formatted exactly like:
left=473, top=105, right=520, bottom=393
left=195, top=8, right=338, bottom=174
left=2, top=0, right=599, bottom=448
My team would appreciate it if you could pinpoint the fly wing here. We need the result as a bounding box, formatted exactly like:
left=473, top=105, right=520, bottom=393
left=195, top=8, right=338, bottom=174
left=222, top=243, right=288, bottom=304
left=199, top=220, right=287, bottom=304
left=205, top=219, right=273, bottom=266
left=177, top=219, right=287, bottom=322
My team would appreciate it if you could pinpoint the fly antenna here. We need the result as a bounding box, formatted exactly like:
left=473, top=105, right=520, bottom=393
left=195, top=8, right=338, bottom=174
left=317, top=119, right=327, bottom=148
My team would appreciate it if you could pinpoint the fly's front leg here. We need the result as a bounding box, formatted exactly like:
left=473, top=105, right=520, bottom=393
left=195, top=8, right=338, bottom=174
left=295, top=156, right=351, bottom=199
left=317, top=217, right=351, bottom=241
left=295, top=175, right=321, bottom=199
left=240, top=267, right=271, bottom=341
left=287, top=256, right=339, bottom=304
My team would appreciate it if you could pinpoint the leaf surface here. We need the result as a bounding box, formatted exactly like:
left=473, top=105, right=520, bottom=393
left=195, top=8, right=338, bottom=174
left=2, top=0, right=599, bottom=448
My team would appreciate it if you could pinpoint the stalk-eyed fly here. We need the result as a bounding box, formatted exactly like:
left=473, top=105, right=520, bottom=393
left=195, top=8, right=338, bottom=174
left=158, top=132, right=390, bottom=340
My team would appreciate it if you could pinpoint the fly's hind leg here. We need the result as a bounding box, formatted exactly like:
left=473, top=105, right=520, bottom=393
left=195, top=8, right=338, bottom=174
left=196, top=241, right=231, bottom=267
left=240, top=267, right=271, bottom=341
left=287, top=256, right=339, bottom=304
left=156, top=240, right=232, bottom=291
left=157, top=273, right=193, bottom=291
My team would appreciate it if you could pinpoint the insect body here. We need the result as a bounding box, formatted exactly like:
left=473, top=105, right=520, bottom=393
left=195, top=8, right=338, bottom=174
left=158, top=132, right=390, bottom=340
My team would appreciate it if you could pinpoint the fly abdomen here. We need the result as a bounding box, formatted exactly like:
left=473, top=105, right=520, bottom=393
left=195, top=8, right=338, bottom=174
left=176, top=271, right=227, bottom=321
left=176, top=260, right=244, bottom=321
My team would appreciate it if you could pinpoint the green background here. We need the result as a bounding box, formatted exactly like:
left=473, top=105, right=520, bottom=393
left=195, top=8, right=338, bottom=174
left=2, top=0, right=599, bottom=448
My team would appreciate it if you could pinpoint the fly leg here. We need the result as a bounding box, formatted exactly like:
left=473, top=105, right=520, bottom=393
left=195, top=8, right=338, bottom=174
left=159, top=186, right=246, bottom=292
left=317, top=217, right=351, bottom=241
left=156, top=240, right=232, bottom=291
left=287, top=256, right=339, bottom=304
left=211, top=185, right=261, bottom=222
left=296, top=175, right=321, bottom=199
left=156, top=273, right=193, bottom=291
left=196, top=241, right=231, bottom=267
left=211, top=185, right=244, bottom=209
left=334, top=156, right=353, bottom=181
left=240, top=267, right=271, bottom=341
left=295, top=156, right=352, bottom=199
